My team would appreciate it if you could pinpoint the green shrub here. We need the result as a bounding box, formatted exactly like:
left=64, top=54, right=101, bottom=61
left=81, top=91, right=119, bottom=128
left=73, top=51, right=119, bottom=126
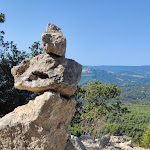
left=142, top=125, right=150, bottom=148
left=68, top=124, right=84, bottom=137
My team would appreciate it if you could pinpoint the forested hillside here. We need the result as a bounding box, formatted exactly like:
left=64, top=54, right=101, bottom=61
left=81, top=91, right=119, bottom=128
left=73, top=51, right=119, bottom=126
left=89, top=65, right=150, bottom=76
left=120, top=84, right=150, bottom=105
left=102, top=104, right=150, bottom=144
left=81, top=66, right=150, bottom=85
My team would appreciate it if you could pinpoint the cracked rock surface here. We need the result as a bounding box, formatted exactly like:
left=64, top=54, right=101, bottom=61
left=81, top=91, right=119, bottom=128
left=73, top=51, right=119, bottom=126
left=11, top=54, right=82, bottom=96
left=0, top=91, right=76, bottom=150
left=0, top=23, right=82, bottom=150
left=42, top=23, right=66, bottom=56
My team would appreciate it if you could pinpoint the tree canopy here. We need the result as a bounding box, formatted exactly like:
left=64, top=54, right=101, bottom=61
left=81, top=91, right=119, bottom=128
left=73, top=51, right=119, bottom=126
left=0, top=13, right=5, bottom=23
left=0, top=13, right=43, bottom=116
left=70, top=80, right=128, bottom=138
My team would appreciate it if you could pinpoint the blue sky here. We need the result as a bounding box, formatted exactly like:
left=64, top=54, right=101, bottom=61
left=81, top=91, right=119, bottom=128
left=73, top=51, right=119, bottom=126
left=1, top=0, right=150, bottom=66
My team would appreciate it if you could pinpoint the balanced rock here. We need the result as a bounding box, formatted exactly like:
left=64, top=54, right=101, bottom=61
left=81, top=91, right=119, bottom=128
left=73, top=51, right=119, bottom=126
left=42, top=23, right=66, bottom=56
left=0, top=91, right=76, bottom=150
left=11, top=54, right=82, bottom=96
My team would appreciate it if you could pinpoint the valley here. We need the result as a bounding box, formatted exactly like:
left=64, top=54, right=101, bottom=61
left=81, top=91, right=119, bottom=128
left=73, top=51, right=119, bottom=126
left=79, top=65, right=150, bottom=145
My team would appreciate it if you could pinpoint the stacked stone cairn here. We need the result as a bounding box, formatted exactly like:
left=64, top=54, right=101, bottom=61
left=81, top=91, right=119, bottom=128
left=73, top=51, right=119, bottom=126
left=0, top=24, right=82, bottom=150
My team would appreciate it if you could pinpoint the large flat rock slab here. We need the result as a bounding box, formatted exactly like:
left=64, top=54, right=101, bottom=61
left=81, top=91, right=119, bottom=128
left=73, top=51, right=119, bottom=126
left=42, top=23, right=66, bottom=56
left=0, top=91, right=76, bottom=150
left=11, top=54, right=82, bottom=96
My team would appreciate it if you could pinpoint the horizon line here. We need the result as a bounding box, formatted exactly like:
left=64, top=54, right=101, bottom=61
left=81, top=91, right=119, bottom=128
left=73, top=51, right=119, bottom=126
left=83, top=65, right=150, bottom=67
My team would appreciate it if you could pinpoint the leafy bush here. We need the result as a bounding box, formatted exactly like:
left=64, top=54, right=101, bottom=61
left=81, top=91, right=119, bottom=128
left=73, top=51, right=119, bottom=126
left=142, top=124, right=150, bottom=148
left=69, top=81, right=128, bottom=138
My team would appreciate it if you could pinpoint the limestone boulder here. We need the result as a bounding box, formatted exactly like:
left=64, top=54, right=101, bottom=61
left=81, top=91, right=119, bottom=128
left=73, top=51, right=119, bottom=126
left=80, top=135, right=96, bottom=144
left=11, top=54, right=82, bottom=96
left=102, top=146, right=121, bottom=150
left=103, top=146, right=122, bottom=150
left=110, top=136, right=126, bottom=143
left=98, top=133, right=110, bottom=148
left=79, top=135, right=100, bottom=150
left=42, top=23, right=66, bottom=56
left=65, top=135, right=86, bottom=150
left=0, top=91, right=76, bottom=150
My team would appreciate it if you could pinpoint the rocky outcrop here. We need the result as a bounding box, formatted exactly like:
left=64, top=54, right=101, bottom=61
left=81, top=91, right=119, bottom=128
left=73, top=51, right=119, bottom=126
left=110, top=136, right=132, bottom=144
left=79, top=135, right=100, bottom=150
left=11, top=54, right=82, bottom=96
left=0, top=92, right=76, bottom=150
left=42, top=24, right=66, bottom=56
left=0, top=23, right=82, bottom=150
left=65, top=135, right=86, bottom=150
left=65, top=134, right=149, bottom=150
left=98, top=133, right=110, bottom=149
left=80, top=135, right=97, bottom=144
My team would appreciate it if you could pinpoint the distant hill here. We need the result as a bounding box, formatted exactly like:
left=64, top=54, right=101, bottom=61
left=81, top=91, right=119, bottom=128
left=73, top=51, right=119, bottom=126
left=81, top=66, right=150, bottom=105
left=87, top=65, right=150, bottom=76
left=80, top=66, right=150, bottom=85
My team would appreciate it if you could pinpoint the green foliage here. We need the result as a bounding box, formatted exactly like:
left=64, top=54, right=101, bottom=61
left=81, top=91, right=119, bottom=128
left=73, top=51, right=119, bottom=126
left=101, top=104, right=150, bottom=145
left=0, top=13, right=30, bottom=116
left=120, top=84, right=150, bottom=105
left=69, top=86, right=85, bottom=136
left=0, top=38, right=32, bottom=116
left=80, top=81, right=128, bottom=138
left=29, top=41, right=43, bottom=57
left=0, top=13, right=43, bottom=116
left=142, top=124, right=150, bottom=148
left=0, top=39, right=43, bottom=116
left=68, top=124, right=84, bottom=137
left=70, top=81, right=128, bottom=138
left=0, top=13, right=5, bottom=23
